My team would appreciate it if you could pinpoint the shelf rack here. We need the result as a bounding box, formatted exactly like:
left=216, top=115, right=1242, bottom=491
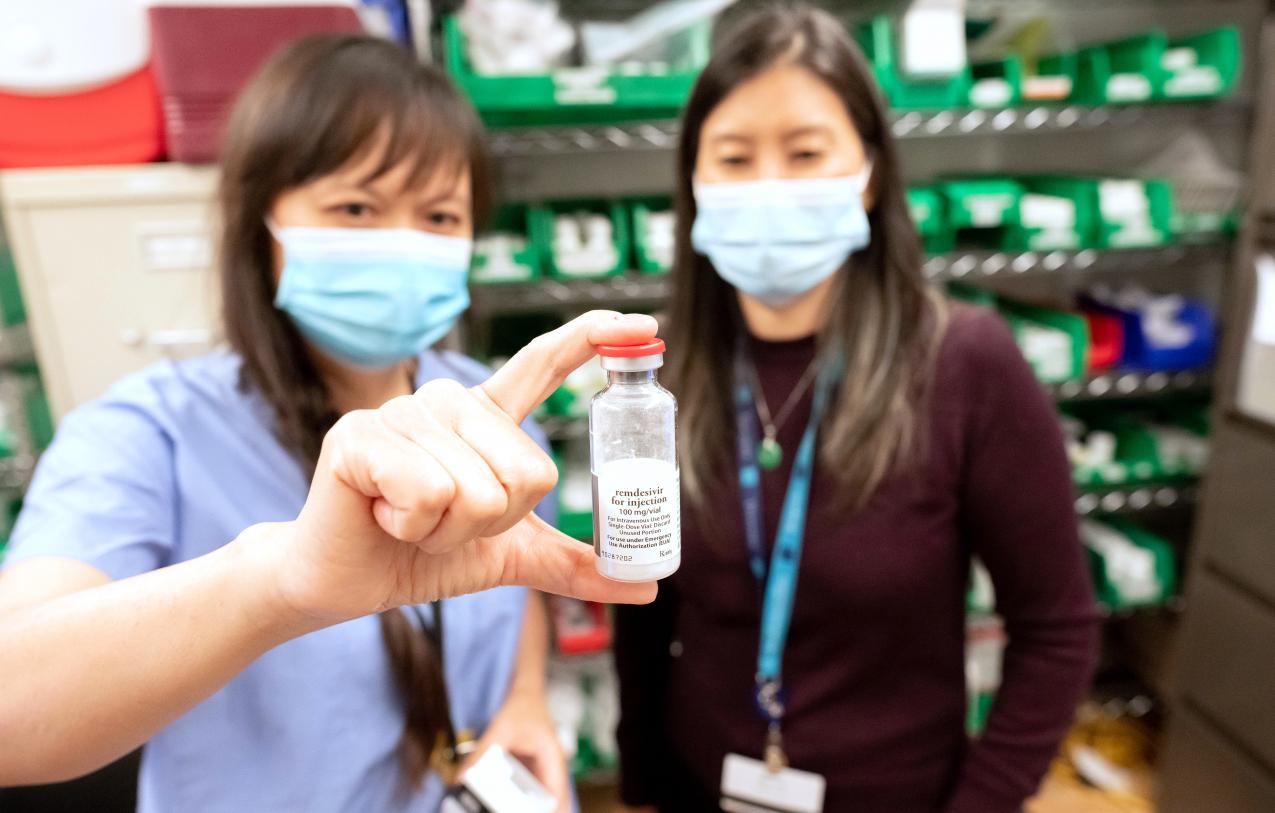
left=1098, top=595, right=1186, bottom=620
left=487, top=102, right=1250, bottom=158
left=0, top=454, right=35, bottom=492
left=1074, top=482, right=1199, bottom=516
left=1048, top=369, right=1210, bottom=401
left=918, top=241, right=1228, bottom=282
left=0, top=324, right=33, bottom=368
left=470, top=241, right=1230, bottom=315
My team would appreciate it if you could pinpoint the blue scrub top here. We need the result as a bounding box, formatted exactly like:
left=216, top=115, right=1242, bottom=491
left=4, top=349, right=554, bottom=813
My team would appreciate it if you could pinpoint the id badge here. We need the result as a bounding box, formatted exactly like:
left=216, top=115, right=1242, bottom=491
left=720, top=753, right=826, bottom=813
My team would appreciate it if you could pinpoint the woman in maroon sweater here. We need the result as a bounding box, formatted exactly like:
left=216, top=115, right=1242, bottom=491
left=612, top=6, right=1098, bottom=812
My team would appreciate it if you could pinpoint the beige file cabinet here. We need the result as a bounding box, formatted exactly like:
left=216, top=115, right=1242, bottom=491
left=0, top=164, right=220, bottom=420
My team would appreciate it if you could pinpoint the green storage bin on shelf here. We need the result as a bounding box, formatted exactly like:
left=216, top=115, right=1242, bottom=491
left=554, top=446, right=594, bottom=542
left=0, top=242, right=25, bottom=327
left=557, top=507, right=593, bottom=542
left=471, top=206, right=542, bottom=284
left=534, top=200, right=631, bottom=280
left=1083, top=517, right=1176, bottom=609
left=1095, top=178, right=1174, bottom=249
left=1004, top=177, right=1100, bottom=251
left=946, top=282, right=997, bottom=309
left=1073, top=32, right=1170, bottom=105
left=999, top=300, right=1088, bottom=383
left=630, top=198, right=675, bottom=275
left=1161, top=27, right=1241, bottom=101
left=1112, top=421, right=1163, bottom=482
left=22, top=373, right=55, bottom=452
left=442, top=16, right=705, bottom=127
left=0, top=425, right=15, bottom=459
left=939, top=179, right=1023, bottom=247
left=1166, top=402, right=1211, bottom=438
left=969, top=57, right=1022, bottom=109
left=538, top=385, right=576, bottom=419
left=967, top=690, right=995, bottom=736
left=1079, top=415, right=1163, bottom=483
left=856, top=16, right=972, bottom=110
left=1026, top=51, right=1079, bottom=104
left=906, top=187, right=953, bottom=253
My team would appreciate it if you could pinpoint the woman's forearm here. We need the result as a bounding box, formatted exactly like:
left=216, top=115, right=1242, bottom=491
left=507, top=591, right=550, bottom=699
left=0, top=524, right=321, bottom=785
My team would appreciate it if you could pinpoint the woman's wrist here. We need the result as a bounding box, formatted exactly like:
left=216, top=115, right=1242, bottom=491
left=504, top=678, right=548, bottom=706
left=225, top=522, right=335, bottom=645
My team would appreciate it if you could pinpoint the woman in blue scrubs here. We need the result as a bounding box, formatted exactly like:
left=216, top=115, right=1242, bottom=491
left=0, top=36, right=654, bottom=811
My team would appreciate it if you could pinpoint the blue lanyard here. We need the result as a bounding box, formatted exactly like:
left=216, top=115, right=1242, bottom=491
left=733, top=342, right=833, bottom=730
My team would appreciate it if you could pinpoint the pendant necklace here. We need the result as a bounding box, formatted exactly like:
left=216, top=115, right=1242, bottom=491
left=745, top=354, right=822, bottom=471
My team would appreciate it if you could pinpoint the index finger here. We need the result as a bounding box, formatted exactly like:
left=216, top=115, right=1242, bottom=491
left=477, top=310, right=659, bottom=423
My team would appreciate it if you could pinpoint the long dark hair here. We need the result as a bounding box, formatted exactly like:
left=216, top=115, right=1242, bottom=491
left=217, top=34, right=491, bottom=787
left=668, top=3, right=947, bottom=512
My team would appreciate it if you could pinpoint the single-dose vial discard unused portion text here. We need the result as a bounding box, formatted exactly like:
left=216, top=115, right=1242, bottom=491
left=591, top=340, right=680, bottom=582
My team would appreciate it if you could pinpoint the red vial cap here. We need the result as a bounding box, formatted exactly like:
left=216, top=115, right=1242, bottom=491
left=596, top=339, right=666, bottom=358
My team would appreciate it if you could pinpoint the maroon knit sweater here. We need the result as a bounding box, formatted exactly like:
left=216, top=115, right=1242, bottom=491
left=614, top=305, right=1098, bottom=812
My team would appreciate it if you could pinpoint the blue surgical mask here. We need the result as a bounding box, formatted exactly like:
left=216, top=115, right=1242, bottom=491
left=271, top=224, right=472, bottom=369
left=691, top=167, right=872, bottom=307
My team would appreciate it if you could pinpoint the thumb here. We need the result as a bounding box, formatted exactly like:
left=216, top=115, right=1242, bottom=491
left=494, top=514, right=657, bottom=604
left=477, top=310, right=659, bottom=424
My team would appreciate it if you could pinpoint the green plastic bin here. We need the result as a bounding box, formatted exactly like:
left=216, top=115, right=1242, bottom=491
left=945, top=282, right=997, bottom=309
left=856, top=16, right=972, bottom=110
left=969, top=57, right=1023, bottom=109
left=1161, top=26, right=1241, bottom=101
left=1112, top=421, right=1164, bottom=482
left=534, top=200, right=631, bottom=280
left=1026, top=51, right=1079, bottom=104
left=1086, top=517, right=1176, bottom=609
left=443, top=16, right=704, bottom=127
left=1004, top=177, right=1100, bottom=251
left=999, top=299, right=1089, bottom=383
left=554, top=446, right=595, bottom=542
left=21, top=371, right=53, bottom=452
left=471, top=206, right=542, bottom=284
left=1077, top=414, right=1166, bottom=484
left=630, top=198, right=675, bottom=275
left=939, top=179, right=1023, bottom=248
left=0, top=243, right=26, bottom=327
left=906, top=186, right=954, bottom=253
left=1074, top=32, right=1171, bottom=105
left=967, top=690, right=995, bottom=736
left=1095, top=179, right=1174, bottom=249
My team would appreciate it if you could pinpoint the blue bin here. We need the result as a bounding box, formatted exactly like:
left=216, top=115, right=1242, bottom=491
left=1085, top=298, right=1215, bottom=371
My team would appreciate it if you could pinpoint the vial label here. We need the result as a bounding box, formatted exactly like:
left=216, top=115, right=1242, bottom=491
left=593, top=458, right=681, bottom=566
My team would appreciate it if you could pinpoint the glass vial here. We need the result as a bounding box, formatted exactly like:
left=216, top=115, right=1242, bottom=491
left=590, top=340, right=680, bottom=582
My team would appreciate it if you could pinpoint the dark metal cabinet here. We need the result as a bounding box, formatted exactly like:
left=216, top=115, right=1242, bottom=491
left=1161, top=13, right=1275, bottom=813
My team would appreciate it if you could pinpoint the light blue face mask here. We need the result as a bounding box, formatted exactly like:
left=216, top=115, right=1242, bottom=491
left=271, top=224, right=472, bottom=369
left=690, top=167, right=872, bottom=307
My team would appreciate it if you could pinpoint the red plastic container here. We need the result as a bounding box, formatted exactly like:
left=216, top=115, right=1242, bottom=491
left=147, top=4, right=364, bottom=163
left=550, top=598, right=612, bottom=655
left=1084, top=310, right=1125, bottom=371
left=0, top=66, right=165, bottom=168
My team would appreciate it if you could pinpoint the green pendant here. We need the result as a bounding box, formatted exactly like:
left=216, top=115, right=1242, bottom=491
left=758, top=436, right=783, bottom=470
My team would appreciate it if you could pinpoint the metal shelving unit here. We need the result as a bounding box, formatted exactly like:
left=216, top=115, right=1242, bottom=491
left=470, top=241, right=1231, bottom=315
left=919, top=241, right=1228, bottom=281
left=487, top=102, right=1250, bottom=157
left=0, top=324, right=33, bottom=368
left=0, top=454, right=35, bottom=492
left=1098, top=595, right=1186, bottom=619
left=1074, top=482, right=1199, bottom=516
left=541, top=370, right=1211, bottom=443
left=1049, top=369, right=1211, bottom=401
left=471, top=274, right=670, bottom=316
